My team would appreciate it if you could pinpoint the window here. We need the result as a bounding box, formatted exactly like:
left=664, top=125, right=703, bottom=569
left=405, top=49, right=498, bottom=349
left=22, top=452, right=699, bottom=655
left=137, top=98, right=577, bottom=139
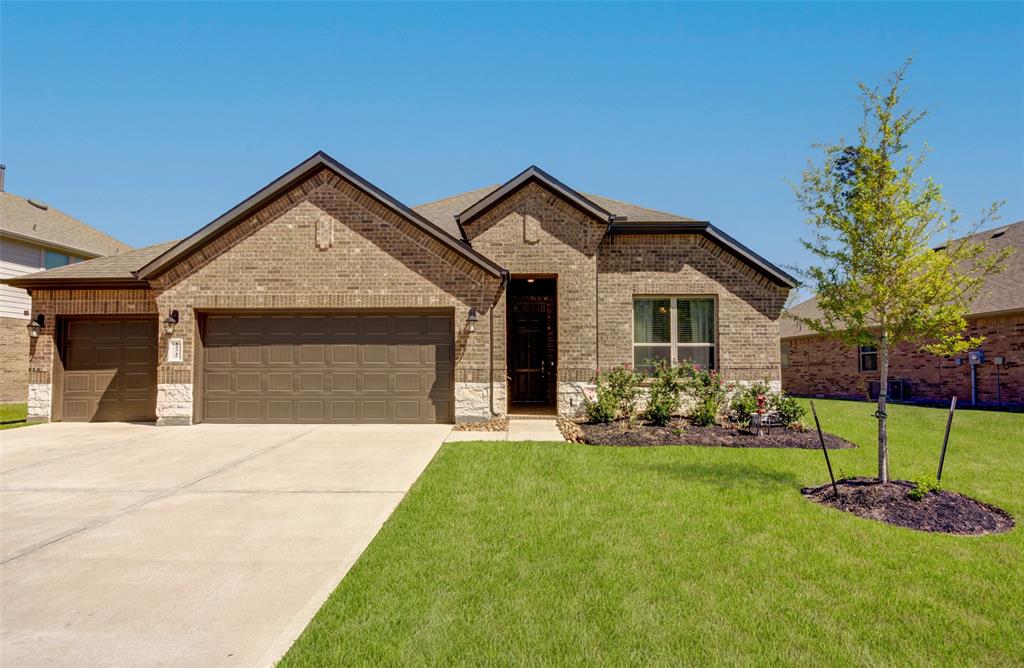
left=633, top=297, right=715, bottom=371
left=780, top=342, right=790, bottom=368
left=44, top=251, right=71, bottom=269
left=859, top=345, right=878, bottom=372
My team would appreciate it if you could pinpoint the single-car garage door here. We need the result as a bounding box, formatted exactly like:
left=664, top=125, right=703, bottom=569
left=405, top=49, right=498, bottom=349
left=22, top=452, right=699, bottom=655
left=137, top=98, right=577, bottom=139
left=200, top=312, right=453, bottom=424
left=59, top=318, right=158, bottom=422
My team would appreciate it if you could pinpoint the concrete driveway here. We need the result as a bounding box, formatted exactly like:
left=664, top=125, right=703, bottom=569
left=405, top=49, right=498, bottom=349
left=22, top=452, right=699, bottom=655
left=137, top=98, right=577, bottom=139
left=0, top=421, right=449, bottom=667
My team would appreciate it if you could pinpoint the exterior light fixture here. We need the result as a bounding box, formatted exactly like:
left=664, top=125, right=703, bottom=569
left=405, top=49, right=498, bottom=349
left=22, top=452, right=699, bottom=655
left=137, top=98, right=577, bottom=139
left=162, top=310, right=179, bottom=336
left=467, top=307, right=478, bottom=333
left=26, top=314, right=45, bottom=338
left=526, top=278, right=535, bottom=283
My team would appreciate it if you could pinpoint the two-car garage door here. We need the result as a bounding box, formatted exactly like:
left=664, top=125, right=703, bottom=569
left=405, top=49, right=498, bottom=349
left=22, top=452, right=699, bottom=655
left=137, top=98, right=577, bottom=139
left=200, top=312, right=454, bottom=424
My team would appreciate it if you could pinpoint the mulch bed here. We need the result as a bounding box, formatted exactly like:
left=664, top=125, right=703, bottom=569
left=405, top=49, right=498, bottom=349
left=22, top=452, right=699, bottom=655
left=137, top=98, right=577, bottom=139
left=576, top=418, right=856, bottom=449
left=802, top=477, right=1015, bottom=535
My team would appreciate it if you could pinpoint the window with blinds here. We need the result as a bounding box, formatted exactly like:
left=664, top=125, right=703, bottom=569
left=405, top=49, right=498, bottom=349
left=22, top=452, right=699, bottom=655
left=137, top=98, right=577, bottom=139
left=633, top=297, right=716, bottom=371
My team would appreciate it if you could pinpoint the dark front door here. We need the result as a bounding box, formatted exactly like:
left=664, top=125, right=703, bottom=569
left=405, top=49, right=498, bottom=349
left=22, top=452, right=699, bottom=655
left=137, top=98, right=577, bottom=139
left=507, top=278, right=557, bottom=407
left=510, top=311, right=549, bottom=403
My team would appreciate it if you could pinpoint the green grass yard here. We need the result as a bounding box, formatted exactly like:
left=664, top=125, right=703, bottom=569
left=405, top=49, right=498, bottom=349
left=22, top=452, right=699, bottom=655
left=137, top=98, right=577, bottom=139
left=0, top=403, right=29, bottom=430
left=281, top=400, right=1023, bottom=666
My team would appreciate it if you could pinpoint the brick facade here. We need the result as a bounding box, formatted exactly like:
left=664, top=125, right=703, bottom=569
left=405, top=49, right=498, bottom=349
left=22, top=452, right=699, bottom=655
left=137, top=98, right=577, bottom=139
left=0, top=316, right=29, bottom=403
left=781, top=313, right=1024, bottom=407
left=598, top=234, right=788, bottom=382
left=20, top=169, right=790, bottom=424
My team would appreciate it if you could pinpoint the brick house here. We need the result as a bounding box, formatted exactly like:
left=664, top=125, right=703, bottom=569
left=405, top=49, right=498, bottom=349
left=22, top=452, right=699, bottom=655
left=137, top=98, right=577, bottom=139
left=4, top=152, right=795, bottom=425
left=781, top=220, right=1023, bottom=408
left=0, top=171, right=132, bottom=403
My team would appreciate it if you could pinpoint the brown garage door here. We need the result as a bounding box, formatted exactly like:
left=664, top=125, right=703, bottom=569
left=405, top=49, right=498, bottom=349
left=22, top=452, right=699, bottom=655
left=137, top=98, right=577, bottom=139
left=200, top=313, right=453, bottom=424
left=60, top=318, right=158, bottom=422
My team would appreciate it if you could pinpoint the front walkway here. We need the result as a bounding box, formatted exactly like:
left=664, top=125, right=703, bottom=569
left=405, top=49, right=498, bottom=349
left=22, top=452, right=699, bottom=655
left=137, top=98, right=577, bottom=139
left=0, top=421, right=448, bottom=667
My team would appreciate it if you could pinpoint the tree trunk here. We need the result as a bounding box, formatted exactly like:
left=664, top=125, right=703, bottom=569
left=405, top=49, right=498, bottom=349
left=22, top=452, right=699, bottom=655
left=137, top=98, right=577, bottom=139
left=876, top=336, right=890, bottom=483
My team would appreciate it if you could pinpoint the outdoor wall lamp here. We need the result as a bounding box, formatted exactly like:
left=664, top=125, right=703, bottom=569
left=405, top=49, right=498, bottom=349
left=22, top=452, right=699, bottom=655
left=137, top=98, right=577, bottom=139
left=162, top=310, right=179, bottom=336
left=26, top=314, right=44, bottom=338
left=467, top=307, right=478, bottom=333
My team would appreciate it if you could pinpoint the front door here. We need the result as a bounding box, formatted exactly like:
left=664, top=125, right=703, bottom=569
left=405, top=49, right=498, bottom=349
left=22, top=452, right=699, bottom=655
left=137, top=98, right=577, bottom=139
left=510, top=311, right=549, bottom=403
left=507, top=277, right=557, bottom=407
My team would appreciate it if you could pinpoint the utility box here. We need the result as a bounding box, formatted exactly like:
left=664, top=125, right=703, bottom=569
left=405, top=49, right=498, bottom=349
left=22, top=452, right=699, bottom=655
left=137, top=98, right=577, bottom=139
left=968, top=350, right=985, bottom=366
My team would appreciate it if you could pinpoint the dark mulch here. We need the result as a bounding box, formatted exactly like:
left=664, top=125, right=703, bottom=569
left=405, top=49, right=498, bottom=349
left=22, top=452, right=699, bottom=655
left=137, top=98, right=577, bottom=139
left=802, top=477, right=1015, bottom=535
left=578, top=418, right=856, bottom=449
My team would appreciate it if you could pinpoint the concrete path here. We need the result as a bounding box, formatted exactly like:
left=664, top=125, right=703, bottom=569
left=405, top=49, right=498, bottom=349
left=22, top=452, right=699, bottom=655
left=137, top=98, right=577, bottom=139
left=445, top=419, right=565, bottom=442
left=0, top=421, right=448, bottom=667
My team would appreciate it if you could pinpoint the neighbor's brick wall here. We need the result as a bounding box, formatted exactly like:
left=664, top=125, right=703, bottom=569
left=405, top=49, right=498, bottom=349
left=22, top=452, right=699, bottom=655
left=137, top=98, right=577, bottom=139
left=781, top=313, right=1024, bottom=407
left=598, top=234, right=789, bottom=382
left=150, top=167, right=504, bottom=388
left=462, top=182, right=605, bottom=385
left=0, top=316, right=29, bottom=402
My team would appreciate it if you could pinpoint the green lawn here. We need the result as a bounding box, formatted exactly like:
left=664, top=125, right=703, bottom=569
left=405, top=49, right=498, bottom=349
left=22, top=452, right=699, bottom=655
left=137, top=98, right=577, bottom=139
left=0, top=403, right=29, bottom=430
left=280, top=400, right=1023, bottom=666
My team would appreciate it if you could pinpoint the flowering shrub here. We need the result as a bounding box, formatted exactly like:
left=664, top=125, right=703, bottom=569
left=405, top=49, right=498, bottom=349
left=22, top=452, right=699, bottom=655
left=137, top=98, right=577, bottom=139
left=585, top=364, right=641, bottom=424
left=686, top=365, right=728, bottom=426
left=645, top=360, right=688, bottom=426
left=603, top=364, right=643, bottom=419
left=729, top=381, right=806, bottom=428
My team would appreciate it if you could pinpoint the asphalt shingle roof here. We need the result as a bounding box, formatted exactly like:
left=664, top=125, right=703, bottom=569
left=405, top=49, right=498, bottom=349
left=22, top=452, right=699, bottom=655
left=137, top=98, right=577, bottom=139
left=780, top=220, right=1024, bottom=338
left=8, top=240, right=179, bottom=284
left=412, top=185, right=698, bottom=229
left=0, top=191, right=132, bottom=257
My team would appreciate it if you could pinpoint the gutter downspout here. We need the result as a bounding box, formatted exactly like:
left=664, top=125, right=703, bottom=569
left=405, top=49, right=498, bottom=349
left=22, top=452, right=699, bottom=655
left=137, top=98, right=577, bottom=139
left=491, top=271, right=509, bottom=417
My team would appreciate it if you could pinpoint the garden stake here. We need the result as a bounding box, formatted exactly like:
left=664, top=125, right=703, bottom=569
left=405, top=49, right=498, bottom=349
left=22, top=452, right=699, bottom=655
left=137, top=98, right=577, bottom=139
left=810, top=401, right=840, bottom=498
left=937, top=396, right=957, bottom=483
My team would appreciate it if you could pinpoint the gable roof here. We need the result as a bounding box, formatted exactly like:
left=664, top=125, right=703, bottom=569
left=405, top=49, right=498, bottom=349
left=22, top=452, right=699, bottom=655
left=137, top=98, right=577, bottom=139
left=413, top=173, right=794, bottom=287
left=780, top=220, right=1024, bottom=338
left=413, top=185, right=697, bottom=229
left=455, top=166, right=614, bottom=226
left=4, top=240, right=178, bottom=289
left=0, top=191, right=132, bottom=258
left=135, top=151, right=504, bottom=280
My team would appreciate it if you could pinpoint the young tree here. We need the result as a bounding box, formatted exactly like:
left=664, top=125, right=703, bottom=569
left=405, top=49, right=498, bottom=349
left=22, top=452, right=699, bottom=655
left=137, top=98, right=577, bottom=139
left=792, top=60, right=1010, bottom=483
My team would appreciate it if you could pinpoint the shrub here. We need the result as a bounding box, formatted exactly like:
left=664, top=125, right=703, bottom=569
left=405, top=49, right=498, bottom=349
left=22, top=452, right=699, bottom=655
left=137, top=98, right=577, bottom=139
left=908, top=475, right=941, bottom=501
left=686, top=366, right=727, bottom=427
left=603, top=364, right=643, bottom=420
left=729, top=382, right=806, bottom=428
left=584, top=390, right=616, bottom=424
left=773, top=394, right=806, bottom=428
left=730, top=381, right=773, bottom=426
left=645, top=361, right=687, bottom=426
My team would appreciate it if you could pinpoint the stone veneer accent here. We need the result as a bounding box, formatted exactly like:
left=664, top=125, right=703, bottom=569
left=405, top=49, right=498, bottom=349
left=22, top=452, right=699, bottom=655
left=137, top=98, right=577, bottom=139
left=782, top=313, right=1023, bottom=407
left=27, top=383, right=52, bottom=422
left=0, top=316, right=30, bottom=403
left=454, top=381, right=508, bottom=422
left=156, top=383, right=193, bottom=426
left=557, top=381, right=595, bottom=417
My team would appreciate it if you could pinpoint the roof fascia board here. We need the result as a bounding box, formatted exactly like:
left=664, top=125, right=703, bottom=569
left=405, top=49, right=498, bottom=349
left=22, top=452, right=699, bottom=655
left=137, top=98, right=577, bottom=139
left=135, top=152, right=505, bottom=280
left=456, top=166, right=613, bottom=225
left=0, top=230, right=105, bottom=259
left=3, top=276, right=149, bottom=290
left=608, top=221, right=798, bottom=288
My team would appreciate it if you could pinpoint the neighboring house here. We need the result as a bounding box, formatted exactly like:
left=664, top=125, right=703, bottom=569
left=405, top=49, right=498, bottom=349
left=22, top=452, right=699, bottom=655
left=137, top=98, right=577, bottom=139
left=781, top=220, right=1023, bottom=408
left=4, top=152, right=795, bottom=425
left=0, top=173, right=132, bottom=403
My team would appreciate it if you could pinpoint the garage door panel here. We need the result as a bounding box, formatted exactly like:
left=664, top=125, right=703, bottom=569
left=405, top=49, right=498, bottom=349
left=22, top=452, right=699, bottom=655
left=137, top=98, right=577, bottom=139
left=201, top=313, right=453, bottom=423
left=59, top=318, right=158, bottom=423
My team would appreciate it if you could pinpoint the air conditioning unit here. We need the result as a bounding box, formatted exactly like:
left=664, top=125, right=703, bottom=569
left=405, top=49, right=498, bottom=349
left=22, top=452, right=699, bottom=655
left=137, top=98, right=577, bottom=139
left=869, top=380, right=907, bottom=402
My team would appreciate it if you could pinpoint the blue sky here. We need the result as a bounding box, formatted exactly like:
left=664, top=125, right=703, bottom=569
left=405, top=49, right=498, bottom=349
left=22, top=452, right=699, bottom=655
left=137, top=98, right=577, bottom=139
left=2, top=2, right=1022, bottom=280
